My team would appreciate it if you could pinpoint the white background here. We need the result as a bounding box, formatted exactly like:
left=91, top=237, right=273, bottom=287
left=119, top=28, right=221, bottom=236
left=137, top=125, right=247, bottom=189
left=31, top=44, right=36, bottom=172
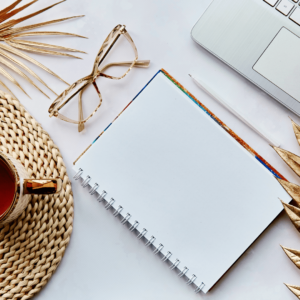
left=3, top=0, right=300, bottom=299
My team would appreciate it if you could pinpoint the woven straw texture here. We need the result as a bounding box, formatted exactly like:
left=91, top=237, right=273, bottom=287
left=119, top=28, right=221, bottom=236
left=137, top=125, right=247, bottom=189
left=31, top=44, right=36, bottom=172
left=0, top=91, right=73, bottom=299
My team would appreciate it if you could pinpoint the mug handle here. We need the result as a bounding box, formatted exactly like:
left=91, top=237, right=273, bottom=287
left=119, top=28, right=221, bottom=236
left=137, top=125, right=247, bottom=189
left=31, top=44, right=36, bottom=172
left=23, top=179, right=62, bottom=195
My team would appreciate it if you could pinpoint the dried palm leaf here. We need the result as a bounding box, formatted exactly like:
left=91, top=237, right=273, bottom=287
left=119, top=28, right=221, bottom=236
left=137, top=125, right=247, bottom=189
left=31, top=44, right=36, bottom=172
left=0, top=53, right=48, bottom=97
left=279, top=119, right=300, bottom=297
left=0, top=64, right=27, bottom=96
left=0, top=0, right=22, bottom=17
left=0, top=0, right=86, bottom=98
left=0, top=48, right=56, bottom=95
left=7, top=40, right=82, bottom=59
left=10, top=31, right=86, bottom=39
left=281, top=246, right=300, bottom=269
left=0, top=1, right=65, bottom=31
left=291, top=118, right=300, bottom=148
left=0, top=0, right=37, bottom=24
left=281, top=200, right=300, bottom=232
left=272, top=146, right=300, bottom=177
left=0, top=43, right=69, bottom=85
left=0, top=15, right=84, bottom=37
left=0, top=78, right=16, bottom=98
left=277, top=179, right=300, bottom=206
left=11, top=39, right=86, bottom=53
left=285, top=284, right=300, bottom=299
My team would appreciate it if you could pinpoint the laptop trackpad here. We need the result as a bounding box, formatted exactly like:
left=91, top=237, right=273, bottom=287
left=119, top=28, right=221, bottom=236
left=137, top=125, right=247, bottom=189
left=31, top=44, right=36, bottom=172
left=253, top=27, right=300, bottom=102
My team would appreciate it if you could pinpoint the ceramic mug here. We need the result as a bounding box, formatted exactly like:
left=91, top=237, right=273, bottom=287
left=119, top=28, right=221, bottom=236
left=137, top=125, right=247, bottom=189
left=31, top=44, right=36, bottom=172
left=0, top=151, right=62, bottom=224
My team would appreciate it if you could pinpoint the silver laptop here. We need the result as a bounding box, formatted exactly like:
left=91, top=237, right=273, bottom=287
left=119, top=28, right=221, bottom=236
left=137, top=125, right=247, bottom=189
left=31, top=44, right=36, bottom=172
left=192, top=0, right=300, bottom=116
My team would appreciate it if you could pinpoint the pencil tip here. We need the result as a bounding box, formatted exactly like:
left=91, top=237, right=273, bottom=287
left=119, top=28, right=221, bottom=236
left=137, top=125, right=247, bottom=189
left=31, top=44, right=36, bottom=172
left=188, top=74, right=192, bottom=77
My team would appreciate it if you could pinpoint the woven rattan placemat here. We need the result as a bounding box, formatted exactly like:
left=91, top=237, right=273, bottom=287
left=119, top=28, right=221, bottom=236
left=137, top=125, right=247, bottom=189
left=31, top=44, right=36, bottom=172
left=0, top=91, right=73, bottom=299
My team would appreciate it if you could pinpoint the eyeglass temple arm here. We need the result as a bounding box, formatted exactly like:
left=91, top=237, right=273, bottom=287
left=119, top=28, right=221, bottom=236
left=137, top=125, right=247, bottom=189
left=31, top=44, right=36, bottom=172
left=78, top=90, right=84, bottom=132
left=99, top=60, right=150, bottom=74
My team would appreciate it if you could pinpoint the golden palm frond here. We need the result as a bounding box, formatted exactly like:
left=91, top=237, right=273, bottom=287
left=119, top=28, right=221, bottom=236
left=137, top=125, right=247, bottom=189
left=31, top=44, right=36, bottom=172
left=291, top=118, right=300, bottom=148
left=275, top=120, right=300, bottom=298
left=0, top=0, right=86, bottom=99
left=281, top=246, right=300, bottom=269
left=277, top=179, right=300, bottom=207
left=281, top=200, right=300, bottom=232
left=272, top=146, right=300, bottom=177
left=285, top=284, right=300, bottom=299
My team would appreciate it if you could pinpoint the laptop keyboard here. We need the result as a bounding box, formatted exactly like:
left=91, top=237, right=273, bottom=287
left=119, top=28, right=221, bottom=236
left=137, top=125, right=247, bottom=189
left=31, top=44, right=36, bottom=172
left=264, top=0, right=300, bottom=25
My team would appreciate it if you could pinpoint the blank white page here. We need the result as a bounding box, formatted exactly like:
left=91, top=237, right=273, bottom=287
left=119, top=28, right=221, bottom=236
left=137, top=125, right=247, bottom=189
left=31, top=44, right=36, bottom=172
left=74, top=71, right=290, bottom=293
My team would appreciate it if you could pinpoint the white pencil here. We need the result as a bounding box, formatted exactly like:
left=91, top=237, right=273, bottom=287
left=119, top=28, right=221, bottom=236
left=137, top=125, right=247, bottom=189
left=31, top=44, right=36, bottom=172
left=189, top=74, right=280, bottom=147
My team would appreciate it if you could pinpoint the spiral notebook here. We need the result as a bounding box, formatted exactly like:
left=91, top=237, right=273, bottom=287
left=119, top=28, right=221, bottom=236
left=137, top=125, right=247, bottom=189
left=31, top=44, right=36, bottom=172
left=73, top=69, right=290, bottom=294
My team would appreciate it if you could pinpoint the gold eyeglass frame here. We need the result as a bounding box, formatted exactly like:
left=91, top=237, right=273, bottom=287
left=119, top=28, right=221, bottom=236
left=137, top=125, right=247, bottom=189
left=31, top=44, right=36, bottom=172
left=48, top=24, right=150, bottom=132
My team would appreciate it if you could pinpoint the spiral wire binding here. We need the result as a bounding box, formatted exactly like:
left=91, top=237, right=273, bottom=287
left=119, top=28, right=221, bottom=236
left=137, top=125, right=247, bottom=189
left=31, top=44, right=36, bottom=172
left=74, top=168, right=83, bottom=180
left=74, top=169, right=205, bottom=293
left=97, top=191, right=107, bottom=202
left=170, top=259, right=180, bottom=270
left=137, top=228, right=147, bottom=239
left=153, top=243, right=164, bottom=255
left=178, top=267, right=189, bottom=278
left=187, top=275, right=197, bottom=286
left=145, top=236, right=156, bottom=247
left=113, top=206, right=123, bottom=217
left=121, top=213, right=131, bottom=225
left=130, top=221, right=139, bottom=231
left=195, top=282, right=205, bottom=294
left=105, top=198, right=115, bottom=210
left=162, top=251, right=172, bottom=262
left=81, top=175, right=91, bottom=187
left=89, top=183, right=99, bottom=195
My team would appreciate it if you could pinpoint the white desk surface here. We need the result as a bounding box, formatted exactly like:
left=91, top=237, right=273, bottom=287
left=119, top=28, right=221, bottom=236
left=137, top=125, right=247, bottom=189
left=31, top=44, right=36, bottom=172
left=4, top=0, right=300, bottom=299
